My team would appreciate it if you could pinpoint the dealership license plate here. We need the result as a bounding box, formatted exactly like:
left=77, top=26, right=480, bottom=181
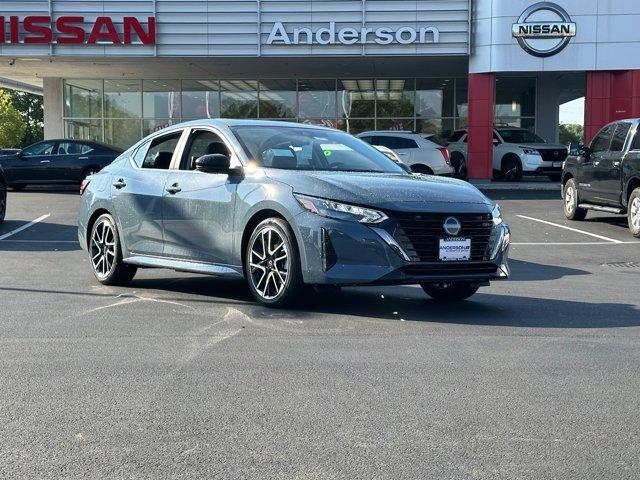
left=439, top=237, right=471, bottom=262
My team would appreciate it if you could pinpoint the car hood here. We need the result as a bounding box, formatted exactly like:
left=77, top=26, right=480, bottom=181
left=266, top=170, right=493, bottom=212
left=517, top=143, right=567, bottom=150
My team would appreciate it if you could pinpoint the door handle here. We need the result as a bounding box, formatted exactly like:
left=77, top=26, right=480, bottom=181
left=166, top=183, right=181, bottom=195
left=613, top=161, right=621, bottom=167
left=79, top=156, right=89, bottom=160
left=112, top=179, right=127, bottom=189
left=40, top=160, right=51, bottom=164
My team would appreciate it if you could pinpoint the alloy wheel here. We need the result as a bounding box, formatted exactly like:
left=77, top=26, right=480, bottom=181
left=631, top=197, right=640, bottom=232
left=90, top=219, right=117, bottom=279
left=564, top=184, right=576, bottom=214
left=249, top=227, right=289, bottom=300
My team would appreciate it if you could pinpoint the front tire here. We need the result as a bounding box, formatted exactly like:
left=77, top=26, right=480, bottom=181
left=628, top=188, right=640, bottom=238
left=421, top=282, right=480, bottom=302
left=89, top=213, right=137, bottom=286
left=0, top=182, right=6, bottom=223
left=563, top=178, right=587, bottom=221
left=500, top=155, right=523, bottom=182
left=245, top=218, right=305, bottom=308
left=451, top=152, right=467, bottom=179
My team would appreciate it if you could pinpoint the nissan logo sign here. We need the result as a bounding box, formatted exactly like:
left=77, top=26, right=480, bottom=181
left=443, top=217, right=462, bottom=236
left=512, top=2, right=576, bottom=57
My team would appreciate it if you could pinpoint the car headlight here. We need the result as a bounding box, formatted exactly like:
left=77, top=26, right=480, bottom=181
left=522, top=148, right=541, bottom=155
left=295, top=194, right=388, bottom=224
left=492, top=204, right=503, bottom=226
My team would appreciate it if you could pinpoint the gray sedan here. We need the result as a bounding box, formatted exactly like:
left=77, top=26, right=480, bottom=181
left=78, top=120, right=510, bottom=307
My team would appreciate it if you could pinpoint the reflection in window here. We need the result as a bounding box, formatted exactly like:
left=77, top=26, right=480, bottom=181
left=181, top=80, right=220, bottom=119
left=220, top=80, right=258, bottom=118
left=65, top=120, right=103, bottom=142
left=298, top=80, right=336, bottom=121
left=376, top=118, right=415, bottom=131
left=105, top=119, right=142, bottom=150
left=416, top=78, right=454, bottom=119
left=338, top=79, right=375, bottom=120
left=495, top=77, right=536, bottom=131
left=376, top=79, right=414, bottom=118
left=143, top=119, right=177, bottom=137
left=104, top=80, right=142, bottom=118
left=64, top=79, right=102, bottom=119
left=259, top=80, right=296, bottom=119
left=143, top=80, right=180, bottom=120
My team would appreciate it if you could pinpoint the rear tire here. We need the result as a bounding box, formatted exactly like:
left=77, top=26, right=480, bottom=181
left=563, top=178, right=587, bottom=221
left=0, top=182, right=6, bottom=223
left=500, top=155, right=523, bottom=182
left=450, top=152, right=467, bottom=179
left=245, top=218, right=306, bottom=308
left=628, top=188, right=640, bottom=238
left=89, top=213, right=137, bottom=286
left=421, top=282, right=480, bottom=302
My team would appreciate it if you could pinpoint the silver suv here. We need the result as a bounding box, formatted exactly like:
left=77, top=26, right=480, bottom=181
left=357, top=131, right=454, bottom=176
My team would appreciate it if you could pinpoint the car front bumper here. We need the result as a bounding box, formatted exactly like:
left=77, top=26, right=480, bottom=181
left=293, top=211, right=510, bottom=286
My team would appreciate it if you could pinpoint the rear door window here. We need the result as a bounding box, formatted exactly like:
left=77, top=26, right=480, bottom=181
left=631, top=128, right=640, bottom=151
left=139, top=131, right=182, bottom=170
left=449, top=131, right=466, bottom=143
left=57, top=142, right=93, bottom=155
left=22, top=141, right=56, bottom=157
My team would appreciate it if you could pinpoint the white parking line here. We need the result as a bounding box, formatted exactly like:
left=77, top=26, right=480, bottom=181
left=0, top=214, right=51, bottom=241
left=516, top=215, right=624, bottom=244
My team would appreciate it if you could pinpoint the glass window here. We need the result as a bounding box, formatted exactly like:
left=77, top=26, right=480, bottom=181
left=65, top=120, right=103, bottom=142
left=298, top=80, right=336, bottom=121
left=338, top=79, right=375, bottom=119
left=591, top=124, right=615, bottom=153
left=611, top=122, right=632, bottom=152
left=143, top=119, right=178, bottom=137
left=449, top=130, right=467, bottom=143
left=141, top=132, right=182, bottom=169
left=231, top=125, right=404, bottom=174
left=495, top=117, right=536, bottom=131
left=495, top=77, right=536, bottom=118
left=181, top=80, right=220, bottom=119
left=455, top=78, right=468, bottom=119
left=376, top=79, right=415, bottom=118
left=338, top=118, right=375, bottom=134
left=143, top=80, right=180, bottom=119
left=104, top=80, right=142, bottom=118
left=132, top=140, right=151, bottom=168
left=181, top=130, right=230, bottom=170
left=376, top=118, right=414, bottom=131
left=105, top=119, right=142, bottom=150
left=64, top=79, right=103, bottom=119
left=359, top=136, right=373, bottom=144
left=416, top=118, right=454, bottom=141
left=22, top=141, right=56, bottom=157
left=372, top=136, right=418, bottom=150
left=57, top=141, right=93, bottom=155
left=632, top=128, right=640, bottom=151
left=220, top=80, right=258, bottom=118
left=259, top=80, right=296, bottom=119
left=416, top=78, right=454, bottom=119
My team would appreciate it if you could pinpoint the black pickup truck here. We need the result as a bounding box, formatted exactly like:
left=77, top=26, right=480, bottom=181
left=562, top=119, right=640, bottom=237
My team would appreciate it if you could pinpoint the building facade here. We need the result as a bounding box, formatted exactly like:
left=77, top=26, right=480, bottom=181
left=1, top=0, right=639, bottom=179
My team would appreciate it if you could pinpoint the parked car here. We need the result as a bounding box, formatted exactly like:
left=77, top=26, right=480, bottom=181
left=0, top=139, right=123, bottom=190
left=357, top=131, right=454, bottom=176
left=0, top=148, right=20, bottom=156
left=0, top=164, right=6, bottom=223
left=448, top=127, right=568, bottom=182
left=78, top=120, right=511, bottom=307
left=562, top=119, right=640, bottom=237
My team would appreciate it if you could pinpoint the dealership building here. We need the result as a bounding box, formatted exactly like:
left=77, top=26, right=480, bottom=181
left=1, top=0, right=639, bottom=179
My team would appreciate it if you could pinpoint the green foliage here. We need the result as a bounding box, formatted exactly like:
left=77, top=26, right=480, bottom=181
left=0, top=90, right=27, bottom=148
left=4, top=89, right=44, bottom=147
left=559, top=123, right=584, bottom=146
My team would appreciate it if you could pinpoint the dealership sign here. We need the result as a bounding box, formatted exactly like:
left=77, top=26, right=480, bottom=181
left=0, top=16, right=156, bottom=45
left=512, top=2, right=576, bottom=57
left=266, top=22, right=440, bottom=46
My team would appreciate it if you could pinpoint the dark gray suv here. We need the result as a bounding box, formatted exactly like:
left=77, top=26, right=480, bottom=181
left=78, top=120, right=510, bottom=307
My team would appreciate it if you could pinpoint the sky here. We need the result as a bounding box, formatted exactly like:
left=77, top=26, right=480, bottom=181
left=559, top=97, right=585, bottom=125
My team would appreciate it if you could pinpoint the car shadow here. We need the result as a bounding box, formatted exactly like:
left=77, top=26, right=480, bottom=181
left=508, top=259, right=589, bottom=281
left=0, top=221, right=80, bottom=251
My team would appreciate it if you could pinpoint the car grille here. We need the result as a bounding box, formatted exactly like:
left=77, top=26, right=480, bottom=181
left=537, top=149, right=567, bottom=163
left=391, top=212, right=494, bottom=262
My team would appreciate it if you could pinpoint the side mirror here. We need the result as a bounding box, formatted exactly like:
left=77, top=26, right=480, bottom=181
left=492, top=139, right=500, bottom=146
left=16, top=151, right=25, bottom=159
left=195, top=154, right=231, bottom=174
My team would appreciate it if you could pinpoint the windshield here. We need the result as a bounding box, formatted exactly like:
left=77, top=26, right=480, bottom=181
left=497, top=129, right=545, bottom=144
left=231, top=125, right=406, bottom=173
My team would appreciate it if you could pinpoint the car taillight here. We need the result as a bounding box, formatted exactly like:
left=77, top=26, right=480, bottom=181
left=438, top=147, right=451, bottom=166
left=80, top=179, right=90, bottom=195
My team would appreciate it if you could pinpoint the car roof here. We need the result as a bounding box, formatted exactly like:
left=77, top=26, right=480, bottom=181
left=176, top=119, right=336, bottom=131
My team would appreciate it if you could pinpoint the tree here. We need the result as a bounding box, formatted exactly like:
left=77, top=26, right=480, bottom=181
left=4, top=89, right=44, bottom=147
left=559, top=123, right=584, bottom=146
left=0, top=90, right=27, bottom=148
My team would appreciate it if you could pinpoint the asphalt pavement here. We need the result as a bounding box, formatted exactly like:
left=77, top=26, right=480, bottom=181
left=0, top=187, right=639, bottom=479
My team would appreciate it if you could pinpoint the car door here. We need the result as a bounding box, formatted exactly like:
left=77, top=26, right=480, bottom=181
left=110, top=130, right=186, bottom=257
left=579, top=124, right=614, bottom=202
left=10, top=141, right=58, bottom=183
left=592, top=122, right=630, bottom=204
left=162, top=127, right=238, bottom=264
left=53, top=141, right=91, bottom=182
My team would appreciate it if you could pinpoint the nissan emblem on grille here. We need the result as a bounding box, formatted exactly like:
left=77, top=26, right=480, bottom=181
left=443, top=217, right=462, bottom=236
